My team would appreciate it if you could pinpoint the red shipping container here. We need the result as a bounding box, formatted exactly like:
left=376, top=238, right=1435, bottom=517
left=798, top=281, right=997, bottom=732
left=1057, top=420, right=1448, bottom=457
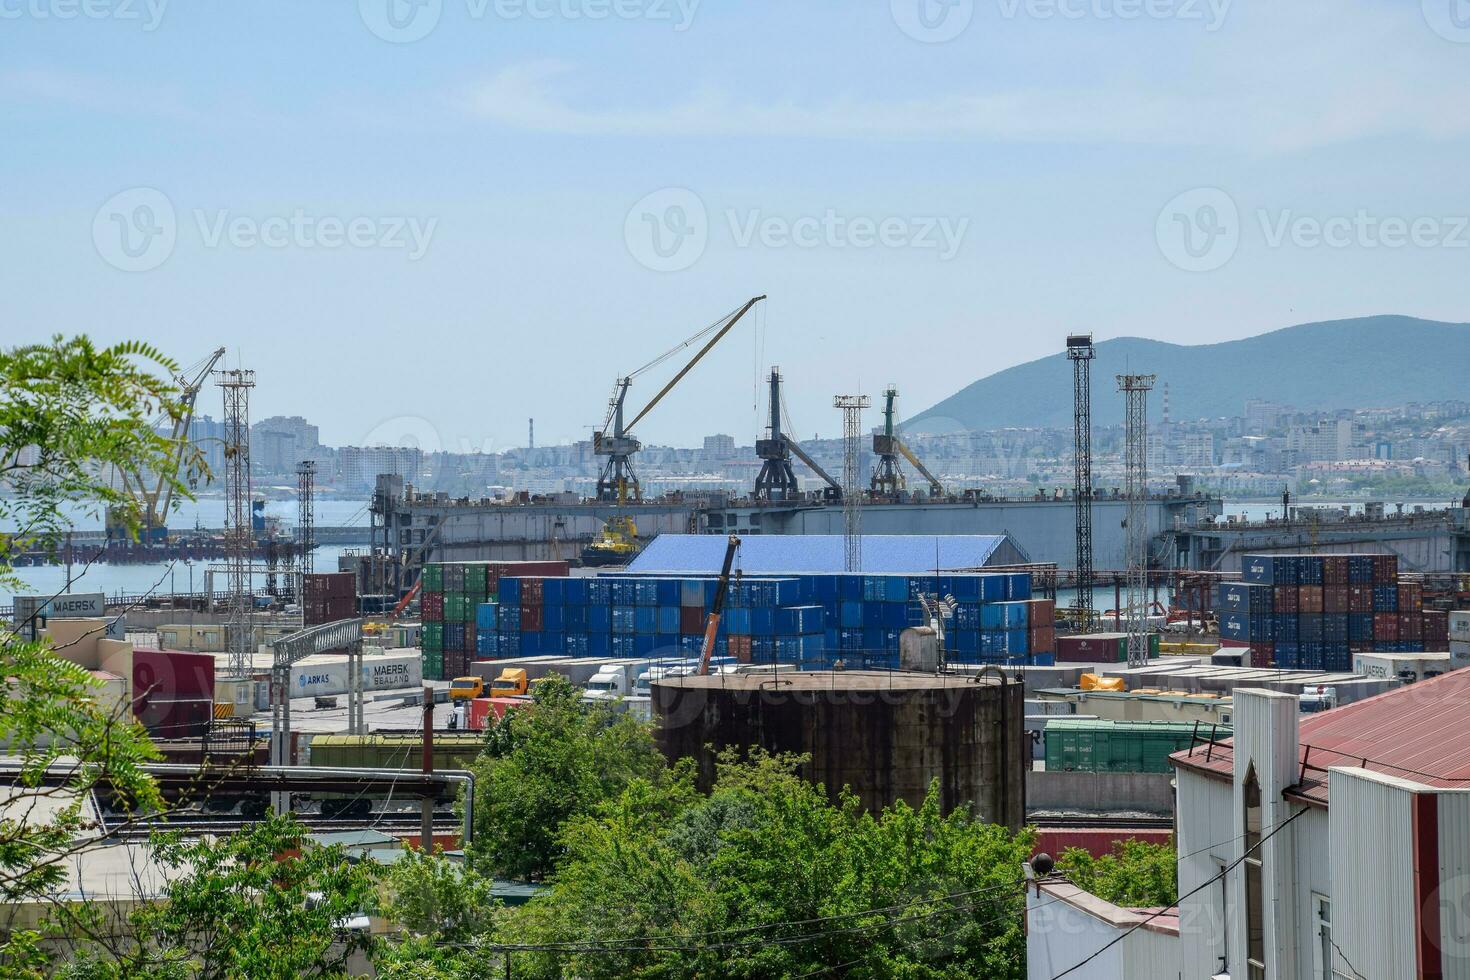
left=1219, top=638, right=1250, bottom=649
left=1322, top=556, right=1348, bottom=586
left=730, top=635, right=752, bottom=663
left=1297, top=586, right=1324, bottom=614
left=1030, top=625, right=1056, bottom=655
left=1024, top=599, right=1056, bottom=629
left=1274, top=586, right=1298, bottom=613
left=1055, top=634, right=1125, bottom=663
left=304, top=572, right=356, bottom=601
left=1397, top=583, right=1423, bottom=613
left=520, top=605, right=543, bottom=632
left=1322, top=585, right=1349, bottom=614
left=1373, top=554, right=1398, bottom=582
left=1373, top=614, right=1398, bottom=642
left=1348, top=586, right=1373, bottom=614
left=1401, top=613, right=1423, bottom=643
left=1250, top=643, right=1274, bottom=668
left=420, top=591, right=444, bottom=621
left=131, top=649, right=216, bottom=739
left=521, top=578, right=544, bottom=605
left=680, top=606, right=706, bottom=634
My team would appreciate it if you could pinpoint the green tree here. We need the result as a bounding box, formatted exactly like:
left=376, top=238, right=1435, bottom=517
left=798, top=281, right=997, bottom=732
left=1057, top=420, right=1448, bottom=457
left=503, top=750, right=1036, bottom=980
left=372, top=851, right=504, bottom=980
left=1056, top=839, right=1178, bottom=907
left=53, top=816, right=382, bottom=979
left=0, top=337, right=202, bottom=973
left=469, top=675, right=675, bottom=880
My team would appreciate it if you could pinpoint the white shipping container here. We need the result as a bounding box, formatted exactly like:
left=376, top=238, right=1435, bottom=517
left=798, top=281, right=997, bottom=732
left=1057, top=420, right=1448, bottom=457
left=1451, top=640, right=1470, bottom=669
left=1449, top=611, right=1470, bottom=644
left=1351, top=652, right=1451, bottom=683
left=290, top=653, right=423, bottom=698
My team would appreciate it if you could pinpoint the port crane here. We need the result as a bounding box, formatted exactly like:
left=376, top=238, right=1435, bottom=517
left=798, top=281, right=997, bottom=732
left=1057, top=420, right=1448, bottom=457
left=753, top=367, right=842, bottom=502
left=698, top=534, right=741, bottom=675
left=110, top=346, right=226, bottom=543
left=871, top=385, right=944, bottom=497
left=594, top=296, right=766, bottom=502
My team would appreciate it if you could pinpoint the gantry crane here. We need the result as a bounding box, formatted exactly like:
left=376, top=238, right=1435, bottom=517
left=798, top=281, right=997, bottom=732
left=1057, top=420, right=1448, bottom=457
left=871, top=385, right=944, bottom=497
left=753, top=367, right=842, bottom=502
left=593, top=296, right=766, bottom=501
left=110, top=346, right=226, bottom=543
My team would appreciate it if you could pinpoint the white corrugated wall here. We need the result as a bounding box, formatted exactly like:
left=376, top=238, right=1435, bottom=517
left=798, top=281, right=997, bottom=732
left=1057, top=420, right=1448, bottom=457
left=1329, top=767, right=1418, bottom=979
left=1437, top=791, right=1470, bottom=980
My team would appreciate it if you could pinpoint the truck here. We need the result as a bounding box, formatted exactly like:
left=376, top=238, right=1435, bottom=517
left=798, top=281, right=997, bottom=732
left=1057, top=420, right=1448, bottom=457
left=449, top=676, right=486, bottom=701
left=581, top=660, right=653, bottom=703
left=489, top=668, right=531, bottom=697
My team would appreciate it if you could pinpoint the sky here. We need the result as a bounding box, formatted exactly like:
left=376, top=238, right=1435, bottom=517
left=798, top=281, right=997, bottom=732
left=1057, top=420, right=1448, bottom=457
left=3, top=0, right=1469, bottom=454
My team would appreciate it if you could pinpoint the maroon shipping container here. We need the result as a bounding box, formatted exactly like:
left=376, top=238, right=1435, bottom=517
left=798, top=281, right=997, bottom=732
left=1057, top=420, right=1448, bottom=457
left=521, top=578, right=544, bottom=606
left=420, top=591, right=444, bottom=621
left=1400, top=613, right=1423, bottom=643
left=1030, top=625, right=1056, bottom=655
left=1373, top=554, right=1399, bottom=583
left=520, top=605, right=543, bottom=632
left=304, top=595, right=356, bottom=627
left=1249, top=643, right=1274, bottom=668
left=1349, top=641, right=1373, bottom=654
left=679, top=606, right=706, bottom=634
left=304, top=572, right=356, bottom=601
left=1297, top=586, right=1324, bottom=614
left=1274, top=586, right=1298, bottom=613
left=132, top=649, right=216, bottom=740
left=1322, top=585, right=1349, bottom=614
left=1219, top=638, right=1250, bottom=649
left=1348, top=586, right=1374, bottom=614
left=729, top=635, right=752, bottom=664
left=1424, top=610, right=1449, bottom=647
left=1055, top=634, right=1126, bottom=663
left=1321, top=556, right=1347, bottom=586
left=443, top=649, right=471, bottom=679
left=1373, top=614, right=1398, bottom=643
left=1397, top=583, right=1423, bottom=613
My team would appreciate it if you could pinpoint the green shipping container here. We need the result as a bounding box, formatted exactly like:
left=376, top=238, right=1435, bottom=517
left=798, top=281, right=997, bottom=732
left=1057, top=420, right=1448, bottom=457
left=422, top=622, right=444, bottom=654
left=420, top=563, right=443, bottom=592
left=1043, top=719, right=1227, bottom=774
left=445, top=593, right=469, bottom=622
left=422, top=653, right=444, bottom=681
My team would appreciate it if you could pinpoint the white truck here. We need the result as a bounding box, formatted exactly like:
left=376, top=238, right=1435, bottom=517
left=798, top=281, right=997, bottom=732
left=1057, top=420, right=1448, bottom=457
left=582, top=660, right=653, bottom=703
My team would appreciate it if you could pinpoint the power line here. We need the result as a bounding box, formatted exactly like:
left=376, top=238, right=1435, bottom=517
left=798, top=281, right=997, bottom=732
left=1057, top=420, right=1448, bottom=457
left=1048, top=804, right=1309, bottom=979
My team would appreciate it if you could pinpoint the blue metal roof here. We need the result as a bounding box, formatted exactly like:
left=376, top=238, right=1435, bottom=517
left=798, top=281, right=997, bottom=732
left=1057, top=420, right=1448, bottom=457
left=626, top=534, right=1023, bottom=575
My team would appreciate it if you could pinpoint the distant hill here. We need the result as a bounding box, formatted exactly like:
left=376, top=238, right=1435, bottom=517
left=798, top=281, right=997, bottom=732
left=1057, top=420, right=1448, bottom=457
left=905, top=315, right=1470, bottom=432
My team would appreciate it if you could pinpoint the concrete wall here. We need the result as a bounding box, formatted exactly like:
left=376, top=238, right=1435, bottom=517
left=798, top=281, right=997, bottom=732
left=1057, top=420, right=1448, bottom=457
left=1026, top=770, right=1175, bottom=816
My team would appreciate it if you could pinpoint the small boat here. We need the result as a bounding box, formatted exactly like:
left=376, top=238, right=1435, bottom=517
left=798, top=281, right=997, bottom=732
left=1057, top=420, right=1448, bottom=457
left=580, top=515, right=641, bottom=567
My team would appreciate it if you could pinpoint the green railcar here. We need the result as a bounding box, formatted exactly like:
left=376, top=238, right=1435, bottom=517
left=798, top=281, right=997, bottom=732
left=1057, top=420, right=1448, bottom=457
left=308, top=733, right=487, bottom=771
left=1043, top=719, right=1227, bottom=774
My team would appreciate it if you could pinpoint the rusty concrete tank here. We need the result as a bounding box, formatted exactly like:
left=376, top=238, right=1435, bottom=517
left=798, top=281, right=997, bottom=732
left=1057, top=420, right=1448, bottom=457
left=652, top=670, right=1025, bottom=829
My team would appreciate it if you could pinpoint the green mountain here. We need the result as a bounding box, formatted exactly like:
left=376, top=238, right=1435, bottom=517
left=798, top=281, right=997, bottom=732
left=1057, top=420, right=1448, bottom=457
left=905, top=315, right=1470, bottom=432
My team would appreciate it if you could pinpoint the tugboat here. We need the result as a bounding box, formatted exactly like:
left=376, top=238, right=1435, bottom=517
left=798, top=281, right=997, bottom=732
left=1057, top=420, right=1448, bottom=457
left=580, top=515, right=641, bottom=567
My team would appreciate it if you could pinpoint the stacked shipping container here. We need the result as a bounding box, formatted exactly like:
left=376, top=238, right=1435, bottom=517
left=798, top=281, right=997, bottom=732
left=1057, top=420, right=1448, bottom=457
left=302, top=572, right=356, bottom=626
left=418, top=560, right=570, bottom=679
left=475, top=571, right=1053, bottom=671
left=1219, top=553, right=1440, bottom=670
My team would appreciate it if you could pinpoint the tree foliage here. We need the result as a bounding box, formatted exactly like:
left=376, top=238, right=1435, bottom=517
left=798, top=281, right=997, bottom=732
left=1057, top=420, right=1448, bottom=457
left=52, top=816, right=382, bottom=980
left=469, top=675, right=675, bottom=880
left=502, top=749, right=1036, bottom=980
left=1056, top=839, right=1178, bottom=908
left=0, top=336, right=201, bottom=968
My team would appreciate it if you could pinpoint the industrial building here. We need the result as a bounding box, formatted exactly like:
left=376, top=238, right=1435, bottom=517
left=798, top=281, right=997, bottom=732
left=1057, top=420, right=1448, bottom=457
left=1026, top=673, right=1470, bottom=979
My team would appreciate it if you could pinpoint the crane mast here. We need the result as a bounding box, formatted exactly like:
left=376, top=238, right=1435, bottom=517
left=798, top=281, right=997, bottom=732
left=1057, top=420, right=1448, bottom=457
left=871, top=385, right=943, bottom=497
left=593, top=296, right=766, bottom=502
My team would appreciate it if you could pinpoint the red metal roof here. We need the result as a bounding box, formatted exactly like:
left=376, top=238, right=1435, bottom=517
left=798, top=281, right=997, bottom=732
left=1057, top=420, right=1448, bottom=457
left=1171, top=669, right=1470, bottom=806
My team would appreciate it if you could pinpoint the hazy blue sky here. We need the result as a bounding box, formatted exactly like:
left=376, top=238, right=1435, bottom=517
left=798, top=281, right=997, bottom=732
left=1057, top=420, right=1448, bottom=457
left=3, top=0, right=1468, bottom=453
